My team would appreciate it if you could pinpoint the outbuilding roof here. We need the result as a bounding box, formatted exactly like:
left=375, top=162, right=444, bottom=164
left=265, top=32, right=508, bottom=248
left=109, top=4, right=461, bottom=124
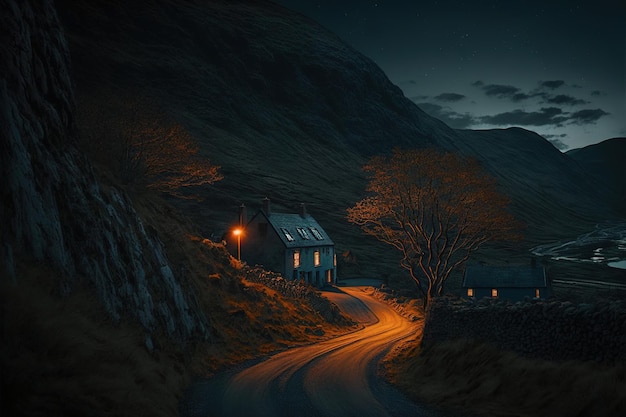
left=462, top=266, right=547, bottom=288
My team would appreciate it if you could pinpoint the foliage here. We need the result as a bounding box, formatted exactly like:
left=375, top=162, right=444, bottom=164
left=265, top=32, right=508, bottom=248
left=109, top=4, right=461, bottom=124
left=76, top=92, right=222, bottom=193
left=347, top=148, right=522, bottom=308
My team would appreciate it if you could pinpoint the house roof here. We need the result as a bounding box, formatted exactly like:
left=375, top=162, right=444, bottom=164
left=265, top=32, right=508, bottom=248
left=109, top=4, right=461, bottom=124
left=462, top=266, right=547, bottom=288
left=253, top=211, right=334, bottom=248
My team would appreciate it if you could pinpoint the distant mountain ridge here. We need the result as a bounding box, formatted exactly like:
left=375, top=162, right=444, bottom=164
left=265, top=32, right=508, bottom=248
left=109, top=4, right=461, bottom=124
left=55, top=0, right=620, bottom=271
left=567, top=138, right=626, bottom=214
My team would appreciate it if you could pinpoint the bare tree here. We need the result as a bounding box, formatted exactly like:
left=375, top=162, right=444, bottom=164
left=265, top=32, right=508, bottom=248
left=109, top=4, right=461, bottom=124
left=76, top=92, right=222, bottom=193
left=347, top=148, right=522, bottom=310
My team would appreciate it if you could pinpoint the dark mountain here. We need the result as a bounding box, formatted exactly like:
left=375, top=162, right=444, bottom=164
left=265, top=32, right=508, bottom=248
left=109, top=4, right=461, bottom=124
left=567, top=138, right=626, bottom=214
left=55, top=0, right=618, bottom=271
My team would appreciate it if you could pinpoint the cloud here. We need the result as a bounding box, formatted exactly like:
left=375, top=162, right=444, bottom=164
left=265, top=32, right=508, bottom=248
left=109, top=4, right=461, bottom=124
left=542, top=133, right=569, bottom=150
left=474, top=83, right=531, bottom=101
left=416, top=102, right=476, bottom=129
left=544, top=94, right=589, bottom=106
left=479, top=107, right=566, bottom=126
left=568, top=108, right=609, bottom=125
left=540, top=80, right=565, bottom=90
left=481, top=84, right=521, bottom=98
left=478, top=106, right=610, bottom=129
left=590, top=90, right=604, bottom=96
left=434, top=93, right=466, bottom=102
left=511, top=93, right=532, bottom=102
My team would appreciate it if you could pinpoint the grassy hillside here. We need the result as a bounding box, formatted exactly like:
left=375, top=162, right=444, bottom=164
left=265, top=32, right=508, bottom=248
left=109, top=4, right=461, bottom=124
left=1, top=184, right=356, bottom=416
left=567, top=138, right=626, bottom=215
left=56, top=0, right=620, bottom=278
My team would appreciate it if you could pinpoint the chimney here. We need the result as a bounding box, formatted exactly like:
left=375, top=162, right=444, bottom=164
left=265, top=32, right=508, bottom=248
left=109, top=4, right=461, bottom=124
left=262, top=197, right=271, bottom=216
left=238, top=203, right=246, bottom=226
left=300, top=202, right=307, bottom=218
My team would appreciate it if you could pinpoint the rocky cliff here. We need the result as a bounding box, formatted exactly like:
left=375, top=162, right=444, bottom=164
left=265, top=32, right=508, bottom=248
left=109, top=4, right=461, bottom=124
left=1, top=0, right=208, bottom=345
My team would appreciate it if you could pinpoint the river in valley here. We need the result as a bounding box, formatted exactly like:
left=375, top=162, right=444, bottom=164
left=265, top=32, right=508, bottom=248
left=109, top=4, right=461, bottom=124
left=531, top=222, right=626, bottom=271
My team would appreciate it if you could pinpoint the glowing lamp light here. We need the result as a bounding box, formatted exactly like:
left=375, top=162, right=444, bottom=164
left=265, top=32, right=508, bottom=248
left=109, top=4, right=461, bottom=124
left=233, top=228, right=243, bottom=260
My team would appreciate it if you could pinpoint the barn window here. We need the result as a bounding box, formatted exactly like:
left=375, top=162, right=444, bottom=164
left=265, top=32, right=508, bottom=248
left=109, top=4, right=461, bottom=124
left=467, top=288, right=474, bottom=297
left=535, top=288, right=540, bottom=298
left=491, top=288, right=498, bottom=298
left=293, top=251, right=300, bottom=268
left=314, top=250, right=320, bottom=266
left=281, top=228, right=295, bottom=242
left=333, top=253, right=337, bottom=267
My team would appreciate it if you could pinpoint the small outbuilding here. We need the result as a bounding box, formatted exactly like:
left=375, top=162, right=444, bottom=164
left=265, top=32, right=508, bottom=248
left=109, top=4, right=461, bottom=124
left=233, top=198, right=336, bottom=288
left=462, top=265, right=551, bottom=302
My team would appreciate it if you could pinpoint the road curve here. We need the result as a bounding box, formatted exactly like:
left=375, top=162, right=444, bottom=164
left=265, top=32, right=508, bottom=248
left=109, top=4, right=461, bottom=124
left=181, top=285, right=453, bottom=417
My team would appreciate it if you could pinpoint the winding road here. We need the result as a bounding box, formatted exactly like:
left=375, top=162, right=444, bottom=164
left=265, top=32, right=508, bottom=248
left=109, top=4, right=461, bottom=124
left=181, top=283, right=454, bottom=417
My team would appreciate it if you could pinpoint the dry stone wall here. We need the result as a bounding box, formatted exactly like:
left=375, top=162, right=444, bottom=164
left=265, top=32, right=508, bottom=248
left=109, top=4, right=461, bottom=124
left=422, top=297, right=626, bottom=364
left=244, top=266, right=349, bottom=324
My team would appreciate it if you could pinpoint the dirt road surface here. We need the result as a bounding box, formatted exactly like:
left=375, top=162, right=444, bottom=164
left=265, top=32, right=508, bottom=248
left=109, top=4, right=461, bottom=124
left=181, top=284, right=462, bottom=417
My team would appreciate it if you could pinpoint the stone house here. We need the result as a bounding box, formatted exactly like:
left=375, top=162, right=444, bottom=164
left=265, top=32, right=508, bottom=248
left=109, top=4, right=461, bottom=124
left=462, top=265, right=551, bottom=302
left=234, top=198, right=336, bottom=288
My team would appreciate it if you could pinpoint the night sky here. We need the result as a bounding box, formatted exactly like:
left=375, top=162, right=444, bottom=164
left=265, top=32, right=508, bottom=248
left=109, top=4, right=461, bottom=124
left=274, top=0, right=625, bottom=150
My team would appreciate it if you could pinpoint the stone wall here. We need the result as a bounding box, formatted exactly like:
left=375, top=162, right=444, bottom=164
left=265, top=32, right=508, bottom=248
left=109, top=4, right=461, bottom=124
left=244, top=266, right=350, bottom=324
left=422, top=297, right=626, bottom=364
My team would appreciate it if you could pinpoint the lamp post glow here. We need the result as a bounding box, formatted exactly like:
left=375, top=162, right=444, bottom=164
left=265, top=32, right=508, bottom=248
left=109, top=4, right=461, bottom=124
left=233, top=228, right=242, bottom=260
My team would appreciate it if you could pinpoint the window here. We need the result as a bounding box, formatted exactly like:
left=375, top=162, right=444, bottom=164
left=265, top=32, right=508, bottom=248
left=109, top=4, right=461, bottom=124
left=296, top=227, right=310, bottom=240
left=293, top=251, right=300, bottom=268
left=314, top=250, right=320, bottom=266
left=491, top=288, right=498, bottom=298
left=535, top=288, right=540, bottom=298
left=281, top=228, right=295, bottom=242
left=467, top=288, right=474, bottom=297
left=309, top=227, right=324, bottom=240
left=333, top=253, right=337, bottom=267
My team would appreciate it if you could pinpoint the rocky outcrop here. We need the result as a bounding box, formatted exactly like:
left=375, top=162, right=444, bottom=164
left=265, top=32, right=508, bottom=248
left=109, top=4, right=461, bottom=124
left=0, top=0, right=208, bottom=344
left=422, top=297, right=626, bottom=364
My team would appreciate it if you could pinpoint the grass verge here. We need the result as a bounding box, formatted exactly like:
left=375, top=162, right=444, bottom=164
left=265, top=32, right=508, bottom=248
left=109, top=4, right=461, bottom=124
left=386, top=335, right=626, bottom=417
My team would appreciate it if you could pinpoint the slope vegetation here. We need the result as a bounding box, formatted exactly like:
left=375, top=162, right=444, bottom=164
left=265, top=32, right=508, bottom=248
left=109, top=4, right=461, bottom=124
left=55, top=0, right=620, bottom=276
left=567, top=137, right=626, bottom=214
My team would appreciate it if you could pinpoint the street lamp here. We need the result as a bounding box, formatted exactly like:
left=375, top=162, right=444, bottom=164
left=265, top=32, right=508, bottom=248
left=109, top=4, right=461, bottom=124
left=233, top=228, right=242, bottom=260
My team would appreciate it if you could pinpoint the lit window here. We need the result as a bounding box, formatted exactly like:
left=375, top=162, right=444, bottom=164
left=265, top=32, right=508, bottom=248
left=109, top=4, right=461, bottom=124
left=314, top=250, right=320, bottom=266
left=309, top=227, right=324, bottom=240
left=491, top=288, right=498, bottom=298
left=296, top=227, right=310, bottom=240
left=333, top=253, right=337, bottom=267
left=535, top=288, right=540, bottom=298
left=467, top=288, right=474, bottom=297
left=293, top=251, right=300, bottom=268
left=281, top=228, right=295, bottom=242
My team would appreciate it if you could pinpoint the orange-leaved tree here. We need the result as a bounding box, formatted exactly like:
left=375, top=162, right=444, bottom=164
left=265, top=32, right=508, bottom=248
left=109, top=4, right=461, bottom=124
left=76, top=92, right=222, bottom=194
left=347, top=148, right=522, bottom=310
